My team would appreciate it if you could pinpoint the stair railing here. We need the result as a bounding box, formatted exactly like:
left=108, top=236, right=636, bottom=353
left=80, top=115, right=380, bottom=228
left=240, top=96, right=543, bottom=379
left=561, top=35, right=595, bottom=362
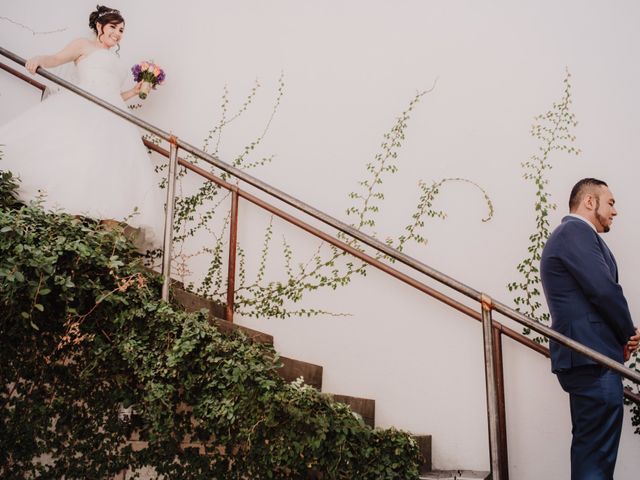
left=2, top=46, right=639, bottom=480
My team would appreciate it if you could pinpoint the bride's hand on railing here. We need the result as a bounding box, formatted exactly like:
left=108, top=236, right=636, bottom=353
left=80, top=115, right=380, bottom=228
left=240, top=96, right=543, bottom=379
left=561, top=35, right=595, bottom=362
left=25, top=56, right=43, bottom=75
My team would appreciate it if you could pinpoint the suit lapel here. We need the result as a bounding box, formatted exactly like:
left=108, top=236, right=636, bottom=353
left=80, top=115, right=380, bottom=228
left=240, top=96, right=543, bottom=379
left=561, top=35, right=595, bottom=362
left=597, top=236, right=618, bottom=281
left=561, top=216, right=619, bottom=280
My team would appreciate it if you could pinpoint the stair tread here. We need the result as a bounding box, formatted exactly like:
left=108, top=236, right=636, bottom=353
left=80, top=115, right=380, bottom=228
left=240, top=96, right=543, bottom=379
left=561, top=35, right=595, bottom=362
left=209, top=317, right=274, bottom=345
left=278, top=356, right=323, bottom=390
left=328, top=393, right=375, bottom=427
left=171, top=287, right=217, bottom=312
left=410, top=434, right=432, bottom=473
left=420, top=471, right=490, bottom=480
left=169, top=287, right=273, bottom=343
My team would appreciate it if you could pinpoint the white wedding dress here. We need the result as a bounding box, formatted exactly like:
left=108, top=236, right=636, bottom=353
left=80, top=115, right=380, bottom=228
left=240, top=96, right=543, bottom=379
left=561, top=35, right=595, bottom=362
left=0, top=48, right=165, bottom=247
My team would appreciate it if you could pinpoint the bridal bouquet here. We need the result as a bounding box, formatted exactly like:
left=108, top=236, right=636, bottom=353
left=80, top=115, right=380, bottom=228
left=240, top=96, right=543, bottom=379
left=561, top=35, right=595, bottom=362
left=131, top=61, right=166, bottom=99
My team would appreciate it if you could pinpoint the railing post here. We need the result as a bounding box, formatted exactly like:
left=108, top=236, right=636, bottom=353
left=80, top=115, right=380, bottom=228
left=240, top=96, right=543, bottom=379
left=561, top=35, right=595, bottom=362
left=481, top=294, right=503, bottom=479
left=161, top=136, right=179, bottom=302
left=492, top=325, right=510, bottom=479
left=226, top=189, right=239, bottom=322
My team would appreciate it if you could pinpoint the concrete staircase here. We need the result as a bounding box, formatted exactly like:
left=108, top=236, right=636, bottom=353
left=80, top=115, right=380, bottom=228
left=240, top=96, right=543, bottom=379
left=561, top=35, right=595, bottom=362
left=171, top=286, right=375, bottom=425
left=170, top=282, right=489, bottom=478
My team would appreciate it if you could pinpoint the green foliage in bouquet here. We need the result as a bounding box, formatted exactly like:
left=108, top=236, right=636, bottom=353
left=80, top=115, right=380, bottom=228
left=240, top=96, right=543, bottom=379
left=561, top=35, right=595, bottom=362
left=0, top=176, right=421, bottom=479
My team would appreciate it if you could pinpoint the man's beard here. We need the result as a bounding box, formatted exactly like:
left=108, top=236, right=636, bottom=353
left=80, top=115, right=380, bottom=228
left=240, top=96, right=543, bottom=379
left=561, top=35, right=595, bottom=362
left=595, top=197, right=610, bottom=233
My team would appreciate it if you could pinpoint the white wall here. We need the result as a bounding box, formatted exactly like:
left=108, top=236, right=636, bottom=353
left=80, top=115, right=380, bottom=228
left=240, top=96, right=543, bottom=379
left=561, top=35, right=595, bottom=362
left=2, top=1, right=640, bottom=477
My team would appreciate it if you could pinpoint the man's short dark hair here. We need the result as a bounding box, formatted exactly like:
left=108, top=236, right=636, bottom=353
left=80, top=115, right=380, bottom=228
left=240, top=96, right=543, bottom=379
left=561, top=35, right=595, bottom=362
left=569, top=178, right=608, bottom=211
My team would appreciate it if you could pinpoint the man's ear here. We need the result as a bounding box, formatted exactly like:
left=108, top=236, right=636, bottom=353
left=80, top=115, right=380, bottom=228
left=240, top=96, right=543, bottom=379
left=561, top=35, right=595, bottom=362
left=583, top=193, right=595, bottom=211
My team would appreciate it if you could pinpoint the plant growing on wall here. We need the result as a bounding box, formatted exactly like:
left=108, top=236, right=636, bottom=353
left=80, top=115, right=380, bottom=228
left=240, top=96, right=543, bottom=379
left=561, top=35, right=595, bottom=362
left=162, top=83, right=493, bottom=319
left=506, top=70, right=640, bottom=435
left=507, top=70, right=580, bottom=343
left=345, top=87, right=493, bottom=259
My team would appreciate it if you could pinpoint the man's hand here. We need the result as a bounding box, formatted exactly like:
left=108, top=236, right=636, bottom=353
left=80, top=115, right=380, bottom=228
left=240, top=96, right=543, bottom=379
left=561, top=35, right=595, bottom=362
left=624, top=327, right=640, bottom=361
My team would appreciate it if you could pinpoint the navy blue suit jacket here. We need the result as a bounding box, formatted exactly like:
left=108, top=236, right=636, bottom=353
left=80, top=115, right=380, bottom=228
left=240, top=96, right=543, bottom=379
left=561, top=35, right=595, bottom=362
left=540, top=215, right=636, bottom=373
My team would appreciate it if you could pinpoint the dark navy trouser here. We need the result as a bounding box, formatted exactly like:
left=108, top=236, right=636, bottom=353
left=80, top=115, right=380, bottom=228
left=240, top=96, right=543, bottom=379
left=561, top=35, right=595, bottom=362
left=557, top=365, right=624, bottom=480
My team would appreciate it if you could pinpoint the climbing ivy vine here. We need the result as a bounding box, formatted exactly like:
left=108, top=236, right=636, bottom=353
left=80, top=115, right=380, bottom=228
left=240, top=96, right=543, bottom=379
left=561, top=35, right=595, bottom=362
left=157, top=82, right=494, bottom=319
left=507, top=70, right=580, bottom=343
left=505, top=69, right=640, bottom=434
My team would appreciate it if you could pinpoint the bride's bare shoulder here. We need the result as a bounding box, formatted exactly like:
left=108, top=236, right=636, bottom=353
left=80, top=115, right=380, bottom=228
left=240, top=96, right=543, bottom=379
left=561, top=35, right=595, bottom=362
left=49, top=38, right=95, bottom=65
left=66, top=38, right=94, bottom=52
left=55, top=38, right=97, bottom=63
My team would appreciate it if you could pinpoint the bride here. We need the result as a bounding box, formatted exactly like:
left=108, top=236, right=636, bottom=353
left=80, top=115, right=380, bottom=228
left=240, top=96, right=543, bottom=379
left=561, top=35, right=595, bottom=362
left=0, top=5, right=165, bottom=248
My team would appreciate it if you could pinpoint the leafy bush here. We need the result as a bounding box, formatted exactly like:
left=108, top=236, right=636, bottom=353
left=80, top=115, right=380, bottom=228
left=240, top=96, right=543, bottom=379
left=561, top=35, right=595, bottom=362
left=0, top=170, right=420, bottom=479
left=0, top=168, right=21, bottom=210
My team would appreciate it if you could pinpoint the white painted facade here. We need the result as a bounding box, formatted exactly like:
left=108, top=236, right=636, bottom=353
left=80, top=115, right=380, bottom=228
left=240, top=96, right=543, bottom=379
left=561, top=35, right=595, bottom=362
left=2, top=1, right=640, bottom=477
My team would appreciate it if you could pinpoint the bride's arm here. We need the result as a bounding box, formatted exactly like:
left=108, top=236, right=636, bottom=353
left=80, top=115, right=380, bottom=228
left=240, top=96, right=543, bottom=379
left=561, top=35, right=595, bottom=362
left=121, top=81, right=143, bottom=101
left=25, top=38, right=90, bottom=74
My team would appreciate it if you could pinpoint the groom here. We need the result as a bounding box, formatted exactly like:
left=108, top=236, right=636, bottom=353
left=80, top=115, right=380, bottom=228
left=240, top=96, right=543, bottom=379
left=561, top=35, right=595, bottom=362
left=540, top=178, right=639, bottom=479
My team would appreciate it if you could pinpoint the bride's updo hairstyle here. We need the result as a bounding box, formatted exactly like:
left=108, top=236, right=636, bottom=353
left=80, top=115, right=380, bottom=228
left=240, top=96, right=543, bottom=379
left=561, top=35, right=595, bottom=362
left=89, top=5, right=125, bottom=42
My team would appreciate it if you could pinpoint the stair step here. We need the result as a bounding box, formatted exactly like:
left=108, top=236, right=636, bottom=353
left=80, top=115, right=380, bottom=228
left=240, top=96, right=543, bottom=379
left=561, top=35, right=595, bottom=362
left=170, top=287, right=323, bottom=390
left=412, top=434, right=432, bottom=474
left=171, top=287, right=218, bottom=314
left=420, top=471, right=490, bottom=480
left=141, top=266, right=183, bottom=290
left=278, top=356, right=323, bottom=390
left=209, top=317, right=274, bottom=345
left=170, top=286, right=273, bottom=344
left=207, top=300, right=227, bottom=321
left=329, top=394, right=375, bottom=427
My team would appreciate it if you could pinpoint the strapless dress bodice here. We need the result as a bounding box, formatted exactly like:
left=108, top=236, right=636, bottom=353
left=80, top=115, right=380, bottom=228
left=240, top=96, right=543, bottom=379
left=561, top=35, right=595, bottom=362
left=75, top=49, right=126, bottom=102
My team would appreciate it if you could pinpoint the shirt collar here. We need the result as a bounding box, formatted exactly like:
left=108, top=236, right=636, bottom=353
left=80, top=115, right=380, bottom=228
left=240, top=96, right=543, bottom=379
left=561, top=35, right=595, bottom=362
left=567, top=213, right=598, bottom=232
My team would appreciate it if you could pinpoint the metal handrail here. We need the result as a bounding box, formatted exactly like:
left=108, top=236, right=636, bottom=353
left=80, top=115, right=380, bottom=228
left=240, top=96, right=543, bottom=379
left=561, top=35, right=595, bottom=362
left=2, top=46, right=637, bottom=383
left=142, top=139, right=640, bottom=393
left=2, top=46, right=639, bottom=478
left=0, top=60, right=46, bottom=98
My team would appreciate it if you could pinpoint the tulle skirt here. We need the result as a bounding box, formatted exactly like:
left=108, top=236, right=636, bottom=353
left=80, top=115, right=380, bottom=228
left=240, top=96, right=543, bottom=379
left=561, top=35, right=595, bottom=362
left=0, top=89, right=166, bottom=248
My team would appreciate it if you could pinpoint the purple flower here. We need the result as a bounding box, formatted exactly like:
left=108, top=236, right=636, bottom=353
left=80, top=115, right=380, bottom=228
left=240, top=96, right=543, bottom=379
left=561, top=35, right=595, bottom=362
left=131, top=64, right=142, bottom=81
